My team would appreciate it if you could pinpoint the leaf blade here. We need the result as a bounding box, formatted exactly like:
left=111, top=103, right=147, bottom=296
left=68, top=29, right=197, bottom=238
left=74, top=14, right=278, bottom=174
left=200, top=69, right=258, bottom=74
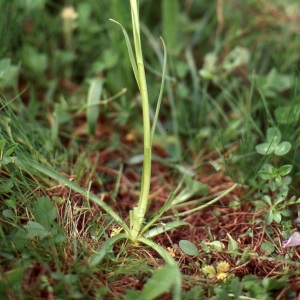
left=141, top=264, right=178, bottom=300
left=31, top=196, right=57, bottom=230
left=87, top=78, right=103, bottom=135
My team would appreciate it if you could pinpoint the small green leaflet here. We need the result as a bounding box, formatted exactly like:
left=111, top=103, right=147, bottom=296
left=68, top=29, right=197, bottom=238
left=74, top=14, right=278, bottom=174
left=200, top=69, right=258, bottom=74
left=179, top=240, right=198, bottom=256
left=24, top=221, right=49, bottom=239
left=31, top=196, right=57, bottom=230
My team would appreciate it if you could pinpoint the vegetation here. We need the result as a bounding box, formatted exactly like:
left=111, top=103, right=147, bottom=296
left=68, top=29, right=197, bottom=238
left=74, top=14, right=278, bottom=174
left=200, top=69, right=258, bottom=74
left=1, top=0, right=300, bottom=299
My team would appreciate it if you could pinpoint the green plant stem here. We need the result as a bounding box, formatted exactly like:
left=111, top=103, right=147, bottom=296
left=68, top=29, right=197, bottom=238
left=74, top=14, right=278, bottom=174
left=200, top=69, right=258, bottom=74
left=129, top=0, right=152, bottom=241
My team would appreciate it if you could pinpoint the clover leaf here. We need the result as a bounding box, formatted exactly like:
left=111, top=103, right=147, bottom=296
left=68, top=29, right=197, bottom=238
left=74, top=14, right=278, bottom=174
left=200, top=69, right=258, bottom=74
left=255, top=127, right=291, bottom=156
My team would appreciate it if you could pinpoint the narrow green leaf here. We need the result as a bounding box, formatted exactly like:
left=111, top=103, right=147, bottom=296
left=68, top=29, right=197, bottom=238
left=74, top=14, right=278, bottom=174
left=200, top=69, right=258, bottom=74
left=236, top=246, right=250, bottom=266
left=143, top=221, right=186, bottom=239
left=109, top=18, right=140, bottom=90
left=89, top=233, right=128, bottom=268
left=15, top=157, right=130, bottom=233
left=0, top=58, right=11, bottom=79
left=175, top=164, right=195, bottom=176
left=0, top=138, right=6, bottom=152
left=140, top=192, right=175, bottom=235
left=172, top=177, right=208, bottom=205
left=137, top=237, right=181, bottom=299
left=87, top=78, right=103, bottom=135
left=162, top=0, right=179, bottom=53
left=4, top=144, right=17, bottom=157
left=150, top=37, right=167, bottom=145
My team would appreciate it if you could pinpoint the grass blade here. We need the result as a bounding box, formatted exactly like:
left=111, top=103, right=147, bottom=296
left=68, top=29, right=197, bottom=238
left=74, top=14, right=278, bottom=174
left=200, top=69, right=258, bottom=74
left=143, top=221, right=186, bottom=239
left=109, top=18, right=140, bottom=90
left=89, top=233, right=128, bottom=268
left=138, top=237, right=181, bottom=300
left=150, top=37, right=167, bottom=146
left=162, top=0, right=179, bottom=54
left=140, top=191, right=175, bottom=235
left=15, top=157, right=130, bottom=234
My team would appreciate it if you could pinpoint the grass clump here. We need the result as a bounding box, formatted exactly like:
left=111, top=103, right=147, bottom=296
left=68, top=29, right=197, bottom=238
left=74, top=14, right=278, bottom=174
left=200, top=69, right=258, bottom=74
left=1, top=0, right=300, bottom=299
